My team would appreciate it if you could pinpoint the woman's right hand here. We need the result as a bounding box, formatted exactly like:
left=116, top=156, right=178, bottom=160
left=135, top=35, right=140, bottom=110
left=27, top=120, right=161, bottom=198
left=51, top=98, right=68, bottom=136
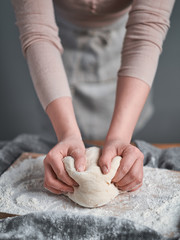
left=43, top=136, right=86, bottom=195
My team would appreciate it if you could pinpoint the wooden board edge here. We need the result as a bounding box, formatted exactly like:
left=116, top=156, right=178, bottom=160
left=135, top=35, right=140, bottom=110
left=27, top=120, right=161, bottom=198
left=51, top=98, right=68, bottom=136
left=10, top=152, right=45, bottom=169
left=0, top=212, right=18, bottom=219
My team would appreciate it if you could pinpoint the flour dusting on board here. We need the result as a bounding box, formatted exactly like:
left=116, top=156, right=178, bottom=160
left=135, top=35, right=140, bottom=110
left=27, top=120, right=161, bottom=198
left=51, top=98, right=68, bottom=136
left=0, top=156, right=179, bottom=238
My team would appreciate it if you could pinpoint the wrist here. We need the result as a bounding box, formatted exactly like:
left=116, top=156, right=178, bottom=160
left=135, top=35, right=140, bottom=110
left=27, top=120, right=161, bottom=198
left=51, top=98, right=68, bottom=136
left=105, top=76, right=150, bottom=144
left=105, top=129, right=131, bottom=145
left=58, top=130, right=82, bottom=142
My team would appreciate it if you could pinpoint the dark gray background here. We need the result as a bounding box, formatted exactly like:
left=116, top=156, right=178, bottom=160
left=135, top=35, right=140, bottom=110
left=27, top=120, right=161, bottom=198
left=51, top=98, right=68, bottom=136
left=0, top=1, right=179, bottom=143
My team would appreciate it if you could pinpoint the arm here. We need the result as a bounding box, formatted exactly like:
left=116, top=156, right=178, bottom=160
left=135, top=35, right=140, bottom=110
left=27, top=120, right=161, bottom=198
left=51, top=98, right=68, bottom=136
left=99, top=77, right=148, bottom=191
left=11, top=0, right=71, bottom=109
left=99, top=0, right=175, bottom=191
left=106, top=77, right=150, bottom=144
left=11, top=0, right=86, bottom=195
left=43, top=97, right=86, bottom=194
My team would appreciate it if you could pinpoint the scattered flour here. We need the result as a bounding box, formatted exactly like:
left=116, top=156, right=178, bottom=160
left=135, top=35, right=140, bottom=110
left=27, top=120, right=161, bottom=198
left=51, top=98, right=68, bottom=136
left=0, top=155, right=179, bottom=238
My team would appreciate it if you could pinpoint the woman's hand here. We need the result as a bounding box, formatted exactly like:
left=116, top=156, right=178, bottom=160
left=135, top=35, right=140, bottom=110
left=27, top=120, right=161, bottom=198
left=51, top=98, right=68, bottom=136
left=44, top=97, right=86, bottom=195
left=43, top=136, right=86, bottom=195
left=99, top=139, right=144, bottom=192
left=98, top=77, right=149, bottom=192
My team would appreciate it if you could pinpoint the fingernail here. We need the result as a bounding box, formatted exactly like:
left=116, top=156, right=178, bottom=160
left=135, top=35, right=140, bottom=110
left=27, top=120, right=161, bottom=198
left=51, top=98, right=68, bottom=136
left=77, top=165, right=85, bottom=172
left=112, top=178, right=117, bottom=183
left=74, top=183, right=79, bottom=187
left=102, top=166, right=109, bottom=174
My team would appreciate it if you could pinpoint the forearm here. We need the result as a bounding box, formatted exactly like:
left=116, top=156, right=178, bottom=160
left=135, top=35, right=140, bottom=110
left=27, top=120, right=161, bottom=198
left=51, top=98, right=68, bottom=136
left=106, top=76, right=150, bottom=143
left=26, top=42, right=71, bottom=109
left=46, top=97, right=81, bottom=142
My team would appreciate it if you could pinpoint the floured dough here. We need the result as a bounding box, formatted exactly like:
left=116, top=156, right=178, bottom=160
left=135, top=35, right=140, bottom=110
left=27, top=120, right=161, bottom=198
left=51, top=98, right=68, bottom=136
left=63, top=147, right=121, bottom=208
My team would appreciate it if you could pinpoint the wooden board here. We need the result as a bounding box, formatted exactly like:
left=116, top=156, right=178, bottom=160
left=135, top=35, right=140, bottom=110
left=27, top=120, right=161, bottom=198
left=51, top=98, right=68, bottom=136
left=0, top=142, right=180, bottom=220
left=0, top=152, right=43, bottom=219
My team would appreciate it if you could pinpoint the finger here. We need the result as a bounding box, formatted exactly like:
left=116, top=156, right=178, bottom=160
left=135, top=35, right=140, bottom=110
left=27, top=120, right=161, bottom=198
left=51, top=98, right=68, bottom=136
left=112, top=147, right=143, bottom=183
left=46, top=151, right=78, bottom=187
left=98, top=147, right=116, bottom=174
left=117, top=182, right=143, bottom=192
left=115, top=159, right=143, bottom=187
left=51, top=158, right=78, bottom=186
left=70, top=148, right=86, bottom=172
left=44, top=185, right=63, bottom=195
left=44, top=163, right=74, bottom=192
left=129, top=183, right=143, bottom=192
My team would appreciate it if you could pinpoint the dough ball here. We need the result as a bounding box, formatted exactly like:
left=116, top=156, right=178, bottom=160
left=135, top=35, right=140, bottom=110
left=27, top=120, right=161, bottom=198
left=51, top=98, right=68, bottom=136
left=63, top=147, right=121, bottom=208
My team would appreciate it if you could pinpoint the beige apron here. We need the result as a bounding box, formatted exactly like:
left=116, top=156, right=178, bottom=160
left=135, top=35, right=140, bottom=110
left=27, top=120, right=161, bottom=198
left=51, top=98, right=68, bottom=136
left=54, top=11, right=154, bottom=140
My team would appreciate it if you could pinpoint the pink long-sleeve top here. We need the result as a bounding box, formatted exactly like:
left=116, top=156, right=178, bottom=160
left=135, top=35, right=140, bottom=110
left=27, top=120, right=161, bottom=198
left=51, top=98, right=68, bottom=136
left=11, top=0, right=175, bottom=110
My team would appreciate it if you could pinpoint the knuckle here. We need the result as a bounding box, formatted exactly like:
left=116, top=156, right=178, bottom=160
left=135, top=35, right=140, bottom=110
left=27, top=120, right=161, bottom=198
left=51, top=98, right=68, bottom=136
left=136, top=176, right=142, bottom=184
left=124, top=146, right=133, bottom=155
left=70, top=148, right=86, bottom=164
left=70, top=148, right=81, bottom=158
left=127, top=145, right=139, bottom=155
left=134, top=171, right=143, bottom=184
left=121, top=166, right=129, bottom=175
left=129, top=171, right=136, bottom=181
left=47, top=150, right=56, bottom=161
left=132, top=146, right=140, bottom=155
left=56, top=168, right=63, bottom=178
left=45, top=178, right=54, bottom=187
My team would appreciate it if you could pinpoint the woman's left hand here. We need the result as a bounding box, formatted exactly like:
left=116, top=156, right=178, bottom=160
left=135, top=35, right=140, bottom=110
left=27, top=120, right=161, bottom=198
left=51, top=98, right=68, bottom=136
left=98, top=140, right=144, bottom=192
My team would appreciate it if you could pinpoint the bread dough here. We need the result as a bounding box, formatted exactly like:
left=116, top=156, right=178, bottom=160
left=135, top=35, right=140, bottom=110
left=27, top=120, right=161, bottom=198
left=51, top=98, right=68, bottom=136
left=63, top=147, right=121, bottom=208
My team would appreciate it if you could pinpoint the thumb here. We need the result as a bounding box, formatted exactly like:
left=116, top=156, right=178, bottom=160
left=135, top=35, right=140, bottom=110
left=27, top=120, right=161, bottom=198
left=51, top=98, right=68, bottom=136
left=71, top=149, right=86, bottom=172
left=99, top=148, right=115, bottom=174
